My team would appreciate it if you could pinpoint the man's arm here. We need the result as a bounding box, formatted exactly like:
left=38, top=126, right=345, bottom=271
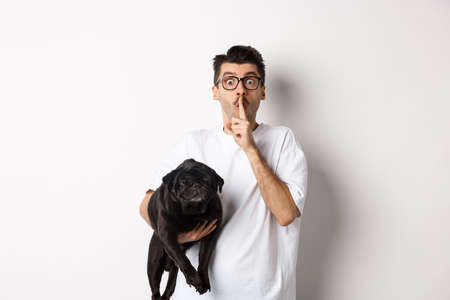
left=139, top=189, right=154, bottom=229
left=228, top=97, right=301, bottom=227
left=245, top=147, right=300, bottom=227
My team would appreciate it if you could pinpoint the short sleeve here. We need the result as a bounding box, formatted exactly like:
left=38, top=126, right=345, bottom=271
left=274, top=128, right=308, bottom=217
left=146, top=133, right=190, bottom=192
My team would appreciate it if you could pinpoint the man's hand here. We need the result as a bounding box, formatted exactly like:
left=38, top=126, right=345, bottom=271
left=226, top=95, right=257, bottom=153
left=177, top=219, right=218, bottom=244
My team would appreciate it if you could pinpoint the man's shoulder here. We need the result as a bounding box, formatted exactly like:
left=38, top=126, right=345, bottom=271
left=181, top=126, right=217, bottom=142
left=263, top=123, right=292, bottom=133
left=260, top=123, right=294, bottom=140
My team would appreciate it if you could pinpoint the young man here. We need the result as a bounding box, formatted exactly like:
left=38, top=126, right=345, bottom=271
left=140, top=45, right=308, bottom=300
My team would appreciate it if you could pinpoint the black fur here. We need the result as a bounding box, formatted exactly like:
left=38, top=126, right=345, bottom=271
left=147, top=158, right=224, bottom=300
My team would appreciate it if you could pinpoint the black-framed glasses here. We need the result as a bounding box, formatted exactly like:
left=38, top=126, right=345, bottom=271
left=216, top=75, right=263, bottom=90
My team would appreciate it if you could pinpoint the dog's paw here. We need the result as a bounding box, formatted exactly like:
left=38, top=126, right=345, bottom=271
left=198, top=270, right=211, bottom=293
left=194, top=283, right=209, bottom=295
left=183, top=268, right=203, bottom=292
left=194, top=281, right=209, bottom=295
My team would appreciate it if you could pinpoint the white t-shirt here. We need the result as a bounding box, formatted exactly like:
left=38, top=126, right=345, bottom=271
left=147, top=122, right=308, bottom=300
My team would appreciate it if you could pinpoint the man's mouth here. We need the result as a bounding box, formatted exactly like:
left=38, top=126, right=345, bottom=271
left=235, top=103, right=247, bottom=109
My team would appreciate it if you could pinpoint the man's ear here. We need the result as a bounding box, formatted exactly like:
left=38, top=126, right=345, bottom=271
left=212, top=85, right=219, bottom=100
left=261, top=85, right=266, bottom=100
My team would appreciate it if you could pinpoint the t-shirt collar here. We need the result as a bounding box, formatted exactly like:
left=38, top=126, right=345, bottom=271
left=216, top=122, right=264, bottom=144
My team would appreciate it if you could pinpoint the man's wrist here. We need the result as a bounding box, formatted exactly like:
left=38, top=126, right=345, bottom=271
left=244, top=145, right=259, bottom=160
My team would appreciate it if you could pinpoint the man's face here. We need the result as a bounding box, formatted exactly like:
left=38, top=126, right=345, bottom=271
left=212, top=63, right=266, bottom=125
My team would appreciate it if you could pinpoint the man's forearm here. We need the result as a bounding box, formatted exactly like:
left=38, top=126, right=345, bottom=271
left=140, top=190, right=154, bottom=229
left=245, top=146, right=300, bottom=226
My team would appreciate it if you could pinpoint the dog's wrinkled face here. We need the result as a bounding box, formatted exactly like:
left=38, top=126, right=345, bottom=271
left=162, top=159, right=224, bottom=215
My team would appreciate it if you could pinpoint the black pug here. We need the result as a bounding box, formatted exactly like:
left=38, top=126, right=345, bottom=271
left=146, top=158, right=224, bottom=300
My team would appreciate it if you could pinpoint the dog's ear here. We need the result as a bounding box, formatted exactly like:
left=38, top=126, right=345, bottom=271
left=162, top=168, right=180, bottom=191
left=214, top=171, right=224, bottom=193
left=194, top=161, right=224, bottom=193
left=180, top=158, right=197, bottom=170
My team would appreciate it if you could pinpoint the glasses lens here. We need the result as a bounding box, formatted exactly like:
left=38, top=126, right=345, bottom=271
left=243, top=76, right=260, bottom=90
left=222, top=76, right=238, bottom=90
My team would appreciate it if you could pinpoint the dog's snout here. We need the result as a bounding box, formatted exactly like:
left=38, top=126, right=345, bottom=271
left=183, top=199, right=207, bottom=215
left=188, top=201, right=207, bottom=213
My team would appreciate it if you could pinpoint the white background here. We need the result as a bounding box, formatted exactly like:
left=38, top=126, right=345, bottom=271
left=1, top=1, right=449, bottom=299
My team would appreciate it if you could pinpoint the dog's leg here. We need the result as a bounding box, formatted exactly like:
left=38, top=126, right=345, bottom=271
left=148, top=234, right=165, bottom=300
left=197, top=225, right=222, bottom=294
left=161, top=263, right=179, bottom=300
left=158, top=228, right=203, bottom=293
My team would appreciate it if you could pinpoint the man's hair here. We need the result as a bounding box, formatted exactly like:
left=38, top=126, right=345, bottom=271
left=213, top=45, right=265, bottom=87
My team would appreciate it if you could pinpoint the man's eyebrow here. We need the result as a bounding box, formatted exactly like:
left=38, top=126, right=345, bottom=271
left=222, top=71, right=259, bottom=76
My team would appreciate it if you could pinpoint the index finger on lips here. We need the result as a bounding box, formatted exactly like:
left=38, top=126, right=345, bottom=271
left=238, top=95, right=247, bottom=120
left=238, top=95, right=245, bottom=120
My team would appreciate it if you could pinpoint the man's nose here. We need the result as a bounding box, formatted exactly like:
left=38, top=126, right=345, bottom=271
left=235, top=79, right=247, bottom=96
